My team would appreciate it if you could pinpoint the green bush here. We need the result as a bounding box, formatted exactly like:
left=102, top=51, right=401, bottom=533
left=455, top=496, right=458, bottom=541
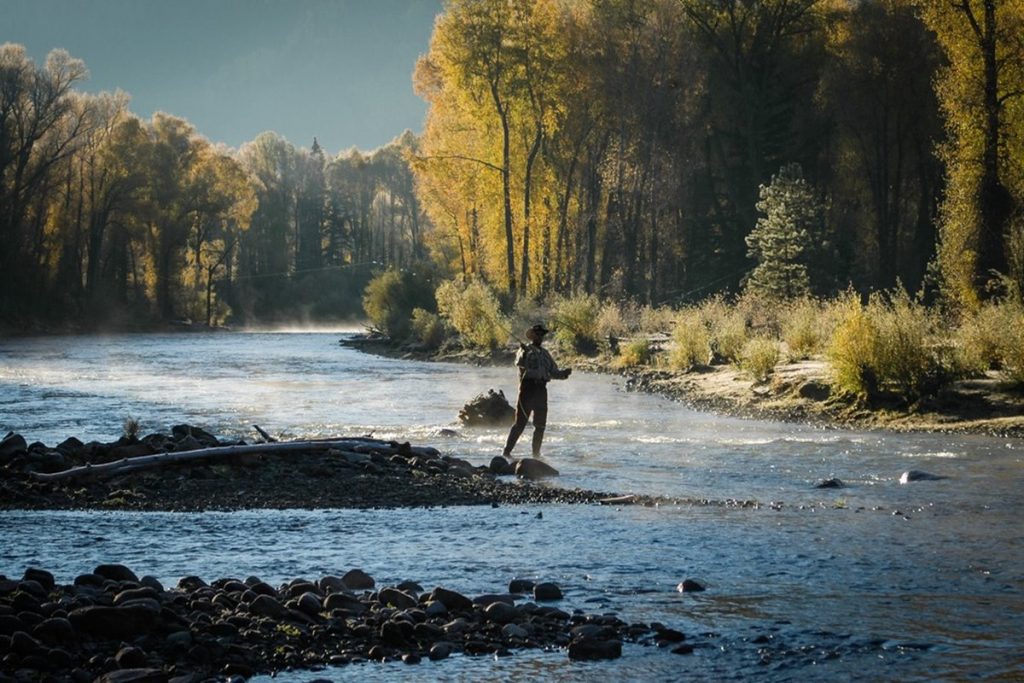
left=411, top=308, right=447, bottom=349
left=614, top=338, right=653, bottom=368
left=551, top=293, right=601, bottom=354
left=739, top=336, right=780, bottom=383
left=435, top=279, right=506, bottom=350
left=668, top=308, right=711, bottom=371
left=362, top=269, right=435, bottom=339
left=781, top=297, right=824, bottom=360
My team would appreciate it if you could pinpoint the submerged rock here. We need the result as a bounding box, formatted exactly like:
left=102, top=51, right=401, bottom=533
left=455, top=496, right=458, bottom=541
left=815, top=478, right=844, bottom=489
left=899, top=470, right=947, bottom=484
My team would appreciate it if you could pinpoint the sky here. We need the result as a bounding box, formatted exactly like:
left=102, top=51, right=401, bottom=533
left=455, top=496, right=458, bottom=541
left=3, top=0, right=443, bottom=154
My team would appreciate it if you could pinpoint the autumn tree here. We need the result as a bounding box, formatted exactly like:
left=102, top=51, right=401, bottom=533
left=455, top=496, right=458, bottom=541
left=922, top=0, right=1024, bottom=304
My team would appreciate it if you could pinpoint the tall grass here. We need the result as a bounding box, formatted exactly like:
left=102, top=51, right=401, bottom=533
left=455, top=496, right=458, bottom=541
left=614, top=338, right=653, bottom=369
left=698, top=296, right=748, bottom=363
left=780, top=297, right=825, bottom=360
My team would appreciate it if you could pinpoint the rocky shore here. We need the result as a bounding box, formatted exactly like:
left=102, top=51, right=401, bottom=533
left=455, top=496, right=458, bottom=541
left=0, top=563, right=696, bottom=682
left=0, top=426, right=628, bottom=512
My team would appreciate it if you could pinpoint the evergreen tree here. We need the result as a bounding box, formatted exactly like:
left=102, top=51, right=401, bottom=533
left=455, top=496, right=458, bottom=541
left=745, top=163, right=820, bottom=300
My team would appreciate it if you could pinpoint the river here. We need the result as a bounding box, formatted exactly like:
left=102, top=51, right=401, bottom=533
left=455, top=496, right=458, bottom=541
left=1, top=331, right=1022, bottom=681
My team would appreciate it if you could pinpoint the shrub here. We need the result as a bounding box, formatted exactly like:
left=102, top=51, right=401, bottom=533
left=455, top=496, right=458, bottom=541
left=614, top=338, right=653, bottom=369
left=781, top=297, right=824, bottom=360
left=1002, top=322, right=1024, bottom=385
left=739, top=336, right=780, bottom=383
left=550, top=293, right=601, bottom=354
left=597, top=301, right=629, bottom=339
left=828, top=289, right=955, bottom=401
left=411, top=308, right=447, bottom=349
left=956, top=302, right=1021, bottom=375
left=698, top=297, right=748, bottom=363
left=435, top=279, right=506, bottom=350
left=362, top=269, right=435, bottom=339
left=637, top=304, right=677, bottom=335
left=668, top=308, right=711, bottom=371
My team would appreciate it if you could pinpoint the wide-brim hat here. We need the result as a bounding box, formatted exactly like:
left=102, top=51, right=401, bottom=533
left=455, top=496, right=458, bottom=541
left=527, top=323, right=549, bottom=337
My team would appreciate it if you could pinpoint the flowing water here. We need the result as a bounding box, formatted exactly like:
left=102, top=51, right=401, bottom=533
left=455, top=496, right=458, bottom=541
left=1, top=332, right=1022, bottom=681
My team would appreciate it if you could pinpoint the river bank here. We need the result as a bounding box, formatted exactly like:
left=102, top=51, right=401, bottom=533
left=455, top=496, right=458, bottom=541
left=341, top=335, right=1024, bottom=439
left=0, top=562, right=687, bottom=682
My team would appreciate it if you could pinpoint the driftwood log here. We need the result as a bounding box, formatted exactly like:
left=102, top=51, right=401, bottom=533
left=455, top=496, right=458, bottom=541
left=30, top=437, right=438, bottom=483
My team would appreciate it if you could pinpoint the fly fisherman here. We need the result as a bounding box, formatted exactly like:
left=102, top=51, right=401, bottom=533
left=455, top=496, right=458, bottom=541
left=502, top=323, right=572, bottom=460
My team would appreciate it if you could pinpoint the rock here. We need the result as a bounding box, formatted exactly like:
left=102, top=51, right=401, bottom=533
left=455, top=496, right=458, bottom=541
left=96, top=669, right=168, bottom=683
left=515, top=458, right=559, bottom=480
left=69, top=605, right=161, bottom=638
left=508, top=578, right=535, bottom=594
left=0, top=433, right=27, bottom=459
left=815, top=478, right=844, bottom=489
left=33, top=617, right=75, bottom=644
left=489, top=456, right=515, bottom=475
left=93, top=564, right=139, bottom=583
left=73, top=573, right=104, bottom=587
left=113, top=587, right=158, bottom=606
left=171, top=425, right=219, bottom=447
left=323, top=592, right=366, bottom=614
left=471, top=593, right=512, bottom=608
left=139, top=576, right=164, bottom=593
left=458, top=389, right=515, bottom=427
left=22, top=569, right=55, bottom=592
left=402, top=652, right=421, bottom=664
left=10, top=630, right=43, bottom=654
left=115, top=646, right=148, bottom=668
left=341, top=569, right=375, bottom=590
left=378, top=588, right=417, bottom=610
left=176, top=576, right=206, bottom=591
left=502, top=623, right=529, bottom=639
left=317, top=576, right=347, bottom=594
left=423, top=600, right=448, bottom=617
left=55, top=436, right=84, bottom=455
left=248, top=595, right=288, bottom=619
left=0, top=614, right=25, bottom=636
left=571, top=623, right=614, bottom=640
left=672, top=643, right=695, bottom=654
left=533, top=582, right=562, bottom=601
left=676, top=579, right=705, bottom=593
left=295, top=592, right=322, bottom=617
left=429, top=587, right=473, bottom=611
left=655, top=627, right=686, bottom=643
left=899, top=470, right=947, bottom=484
left=484, top=601, right=516, bottom=624
left=428, top=641, right=452, bottom=660
left=568, top=637, right=622, bottom=661
left=165, top=631, right=193, bottom=650
left=396, top=580, right=423, bottom=593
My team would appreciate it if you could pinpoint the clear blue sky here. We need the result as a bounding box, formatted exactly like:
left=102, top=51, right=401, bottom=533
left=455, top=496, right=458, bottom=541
left=3, top=0, right=442, bottom=153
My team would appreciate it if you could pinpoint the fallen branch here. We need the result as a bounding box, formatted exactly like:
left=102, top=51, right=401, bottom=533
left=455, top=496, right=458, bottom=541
left=30, top=438, right=437, bottom=483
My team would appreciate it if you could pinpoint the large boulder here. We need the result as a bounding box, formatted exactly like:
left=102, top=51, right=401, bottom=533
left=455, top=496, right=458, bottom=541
left=568, top=636, right=623, bottom=661
left=458, top=390, right=515, bottom=427
left=93, top=564, right=139, bottom=583
left=515, top=458, right=559, bottom=480
left=171, top=425, right=219, bottom=447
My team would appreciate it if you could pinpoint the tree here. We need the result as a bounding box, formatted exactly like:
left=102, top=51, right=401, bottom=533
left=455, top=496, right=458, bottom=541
left=745, top=163, right=821, bottom=300
left=923, top=0, right=1024, bottom=304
